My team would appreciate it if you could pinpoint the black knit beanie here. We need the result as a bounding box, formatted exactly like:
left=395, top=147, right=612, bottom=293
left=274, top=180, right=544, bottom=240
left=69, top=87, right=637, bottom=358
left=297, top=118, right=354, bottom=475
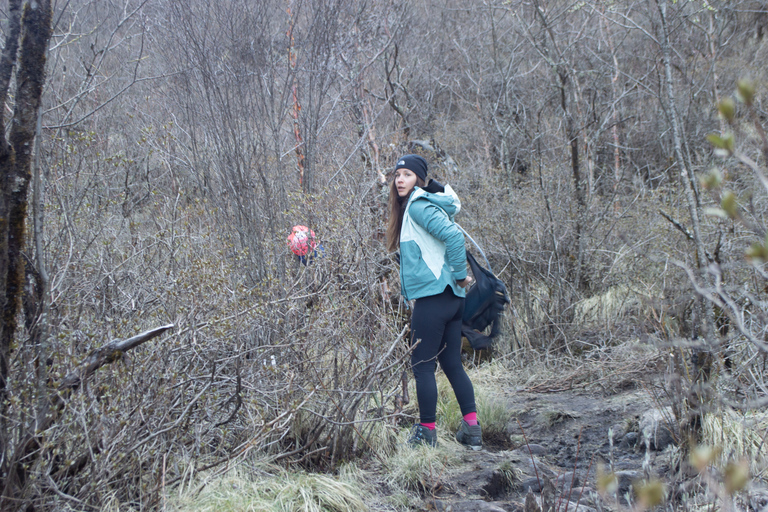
left=395, top=154, right=428, bottom=182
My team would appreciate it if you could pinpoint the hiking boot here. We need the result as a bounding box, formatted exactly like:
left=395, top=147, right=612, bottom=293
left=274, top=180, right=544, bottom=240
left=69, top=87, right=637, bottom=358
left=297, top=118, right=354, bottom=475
left=456, top=420, right=482, bottom=450
left=407, top=424, right=437, bottom=447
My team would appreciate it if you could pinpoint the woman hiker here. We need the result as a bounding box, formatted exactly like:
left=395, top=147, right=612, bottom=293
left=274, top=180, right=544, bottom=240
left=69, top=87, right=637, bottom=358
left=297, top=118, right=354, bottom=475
left=386, top=154, right=482, bottom=450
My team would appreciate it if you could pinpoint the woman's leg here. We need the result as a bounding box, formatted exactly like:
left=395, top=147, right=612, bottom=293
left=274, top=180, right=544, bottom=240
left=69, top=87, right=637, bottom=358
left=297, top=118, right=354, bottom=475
left=410, top=289, right=461, bottom=424
left=437, top=297, right=477, bottom=416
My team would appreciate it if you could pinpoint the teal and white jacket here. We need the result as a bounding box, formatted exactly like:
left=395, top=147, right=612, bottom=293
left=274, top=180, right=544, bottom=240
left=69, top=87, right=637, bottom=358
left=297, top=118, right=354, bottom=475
left=399, top=182, right=468, bottom=301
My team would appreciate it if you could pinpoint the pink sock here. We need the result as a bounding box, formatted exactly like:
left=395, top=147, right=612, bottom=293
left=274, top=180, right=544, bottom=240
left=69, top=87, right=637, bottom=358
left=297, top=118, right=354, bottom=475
left=463, top=412, right=478, bottom=426
left=420, top=422, right=436, bottom=430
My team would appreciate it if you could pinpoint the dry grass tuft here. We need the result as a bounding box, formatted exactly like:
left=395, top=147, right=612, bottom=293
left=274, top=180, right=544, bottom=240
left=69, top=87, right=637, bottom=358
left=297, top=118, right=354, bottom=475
left=522, top=340, right=665, bottom=393
left=170, top=466, right=369, bottom=512
left=702, top=408, right=768, bottom=475
left=572, top=284, right=643, bottom=329
left=385, top=438, right=459, bottom=493
left=425, top=361, right=513, bottom=438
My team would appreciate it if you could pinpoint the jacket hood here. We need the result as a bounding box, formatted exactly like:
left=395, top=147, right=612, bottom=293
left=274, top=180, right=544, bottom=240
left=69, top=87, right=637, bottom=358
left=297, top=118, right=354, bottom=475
left=408, top=180, right=461, bottom=220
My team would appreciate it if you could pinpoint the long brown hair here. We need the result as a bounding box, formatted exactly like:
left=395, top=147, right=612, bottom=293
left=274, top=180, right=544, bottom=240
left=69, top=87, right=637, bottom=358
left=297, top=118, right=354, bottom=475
left=385, top=175, right=425, bottom=252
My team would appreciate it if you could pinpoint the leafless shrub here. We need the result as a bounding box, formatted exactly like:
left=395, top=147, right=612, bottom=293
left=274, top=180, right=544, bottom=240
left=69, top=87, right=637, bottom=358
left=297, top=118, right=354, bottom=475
left=4, top=0, right=768, bottom=508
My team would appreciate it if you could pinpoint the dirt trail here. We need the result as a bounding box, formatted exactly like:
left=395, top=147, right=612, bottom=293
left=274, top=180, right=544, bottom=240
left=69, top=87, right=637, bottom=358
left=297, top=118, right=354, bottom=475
left=409, top=385, right=659, bottom=511
left=359, top=349, right=768, bottom=511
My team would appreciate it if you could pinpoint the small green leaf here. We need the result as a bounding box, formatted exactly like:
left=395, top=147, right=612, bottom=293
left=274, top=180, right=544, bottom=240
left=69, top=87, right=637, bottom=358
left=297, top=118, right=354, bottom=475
left=700, top=168, right=722, bottom=190
left=636, top=479, right=665, bottom=507
left=717, top=98, right=735, bottom=123
left=707, top=133, right=725, bottom=148
left=706, top=133, right=734, bottom=153
left=721, top=191, right=738, bottom=218
left=746, top=242, right=768, bottom=262
left=723, top=133, right=734, bottom=152
left=737, top=79, right=756, bottom=106
left=724, top=459, right=750, bottom=494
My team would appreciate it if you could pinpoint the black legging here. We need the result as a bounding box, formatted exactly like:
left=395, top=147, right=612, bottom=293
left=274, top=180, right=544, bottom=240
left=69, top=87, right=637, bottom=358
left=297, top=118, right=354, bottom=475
left=410, top=286, right=477, bottom=424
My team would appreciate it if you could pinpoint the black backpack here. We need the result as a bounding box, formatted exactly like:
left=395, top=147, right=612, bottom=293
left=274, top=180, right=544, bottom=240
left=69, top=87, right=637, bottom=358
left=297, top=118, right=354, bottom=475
left=461, top=251, right=510, bottom=350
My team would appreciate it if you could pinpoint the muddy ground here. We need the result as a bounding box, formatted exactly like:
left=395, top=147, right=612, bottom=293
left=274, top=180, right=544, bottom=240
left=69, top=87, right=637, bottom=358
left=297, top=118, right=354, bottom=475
left=413, top=385, right=661, bottom=512
left=367, top=363, right=768, bottom=512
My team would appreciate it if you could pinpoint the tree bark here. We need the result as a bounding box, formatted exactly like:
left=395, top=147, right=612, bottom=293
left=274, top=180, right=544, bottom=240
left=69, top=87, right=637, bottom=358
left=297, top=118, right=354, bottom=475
left=657, top=0, right=706, bottom=273
left=531, top=0, right=587, bottom=290
left=656, top=0, right=714, bottom=451
left=0, top=0, right=53, bottom=493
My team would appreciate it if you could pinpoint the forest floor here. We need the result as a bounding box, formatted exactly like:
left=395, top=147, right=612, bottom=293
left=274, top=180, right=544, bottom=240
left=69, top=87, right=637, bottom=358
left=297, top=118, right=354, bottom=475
left=407, top=385, right=660, bottom=512
left=372, top=386, right=661, bottom=511
left=171, top=345, right=768, bottom=511
left=358, top=347, right=768, bottom=512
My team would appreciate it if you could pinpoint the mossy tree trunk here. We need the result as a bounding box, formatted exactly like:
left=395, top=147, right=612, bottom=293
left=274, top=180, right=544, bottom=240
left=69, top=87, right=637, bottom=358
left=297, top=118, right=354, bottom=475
left=0, top=0, right=53, bottom=500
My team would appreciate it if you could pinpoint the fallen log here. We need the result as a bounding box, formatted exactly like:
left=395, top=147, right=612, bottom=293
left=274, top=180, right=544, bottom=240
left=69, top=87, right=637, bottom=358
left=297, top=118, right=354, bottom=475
left=56, top=323, right=174, bottom=395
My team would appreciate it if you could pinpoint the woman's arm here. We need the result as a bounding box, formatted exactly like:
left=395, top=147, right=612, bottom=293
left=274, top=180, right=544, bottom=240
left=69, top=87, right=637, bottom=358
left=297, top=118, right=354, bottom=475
left=409, top=201, right=468, bottom=282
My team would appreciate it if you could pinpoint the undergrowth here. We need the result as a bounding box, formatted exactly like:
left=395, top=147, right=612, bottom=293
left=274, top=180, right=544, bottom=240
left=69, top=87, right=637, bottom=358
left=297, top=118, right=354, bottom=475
left=171, top=466, right=370, bottom=512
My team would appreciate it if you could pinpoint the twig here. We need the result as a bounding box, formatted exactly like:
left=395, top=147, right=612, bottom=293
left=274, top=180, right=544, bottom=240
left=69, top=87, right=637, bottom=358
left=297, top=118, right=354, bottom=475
left=658, top=209, right=693, bottom=241
left=45, top=475, right=95, bottom=510
left=517, top=418, right=541, bottom=492
left=58, top=324, right=174, bottom=393
left=162, top=452, right=167, bottom=512
left=12, top=324, right=176, bottom=489
left=293, top=445, right=330, bottom=464
left=554, top=466, right=565, bottom=511
left=563, top=426, right=583, bottom=512
left=213, top=371, right=242, bottom=428
left=128, top=380, right=212, bottom=453
left=639, top=380, right=680, bottom=446
left=524, top=354, right=664, bottom=394
left=574, top=455, right=594, bottom=512
left=272, top=428, right=325, bottom=463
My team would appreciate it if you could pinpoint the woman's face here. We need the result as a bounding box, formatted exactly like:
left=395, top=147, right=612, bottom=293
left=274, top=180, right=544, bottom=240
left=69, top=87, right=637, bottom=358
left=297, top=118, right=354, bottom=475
left=394, top=168, right=418, bottom=198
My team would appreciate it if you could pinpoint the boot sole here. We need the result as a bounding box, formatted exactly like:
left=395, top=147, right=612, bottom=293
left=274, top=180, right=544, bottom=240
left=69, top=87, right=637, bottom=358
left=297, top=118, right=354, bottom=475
left=457, top=438, right=483, bottom=450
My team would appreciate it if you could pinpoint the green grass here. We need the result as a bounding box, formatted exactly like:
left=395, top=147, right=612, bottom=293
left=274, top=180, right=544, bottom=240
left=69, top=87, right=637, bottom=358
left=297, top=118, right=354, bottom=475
left=432, top=361, right=513, bottom=439
left=384, top=491, right=414, bottom=510
left=498, top=459, right=523, bottom=489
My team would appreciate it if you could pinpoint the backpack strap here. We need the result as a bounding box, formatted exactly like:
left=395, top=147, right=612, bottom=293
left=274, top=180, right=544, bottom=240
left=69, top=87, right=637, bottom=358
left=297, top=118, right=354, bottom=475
left=455, top=223, right=492, bottom=271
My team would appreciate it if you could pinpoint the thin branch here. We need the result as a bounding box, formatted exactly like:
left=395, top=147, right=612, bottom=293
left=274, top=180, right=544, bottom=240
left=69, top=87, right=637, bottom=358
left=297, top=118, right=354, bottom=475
left=658, top=209, right=693, bottom=241
left=57, top=324, right=174, bottom=392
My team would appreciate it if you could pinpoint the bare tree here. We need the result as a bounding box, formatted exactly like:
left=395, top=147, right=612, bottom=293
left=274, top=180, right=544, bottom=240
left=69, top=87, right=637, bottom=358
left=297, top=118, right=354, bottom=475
left=0, top=0, right=53, bottom=500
